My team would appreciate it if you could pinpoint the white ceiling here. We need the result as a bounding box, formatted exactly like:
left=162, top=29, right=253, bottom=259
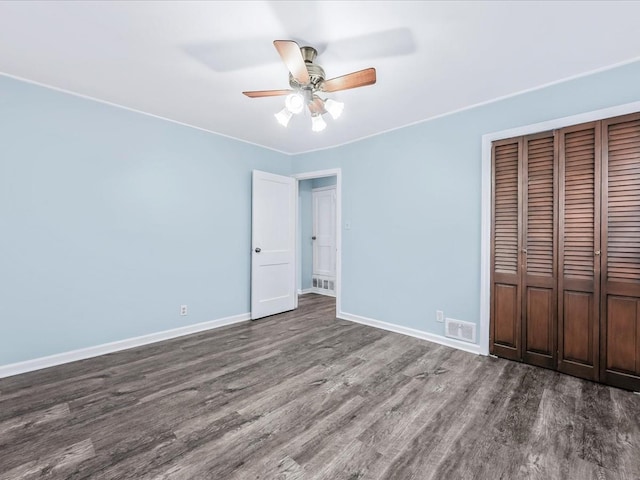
left=1, top=1, right=640, bottom=155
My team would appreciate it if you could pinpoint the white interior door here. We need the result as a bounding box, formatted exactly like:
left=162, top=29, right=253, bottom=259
left=251, top=170, right=296, bottom=319
left=312, top=187, right=336, bottom=284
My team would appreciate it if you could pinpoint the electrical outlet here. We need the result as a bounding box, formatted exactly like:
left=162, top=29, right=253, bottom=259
left=436, top=310, right=444, bottom=323
left=180, top=305, right=188, bottom=316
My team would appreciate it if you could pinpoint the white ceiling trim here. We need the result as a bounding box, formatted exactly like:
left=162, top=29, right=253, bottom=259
left=5, top=52, right=640, bottom=157
left=296, top=54, right=640, bottom=155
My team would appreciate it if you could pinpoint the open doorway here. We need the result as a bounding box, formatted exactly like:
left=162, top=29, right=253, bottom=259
left=300, top=178, right=336, bottom=296
left=293, top=169, right=341, bottom=313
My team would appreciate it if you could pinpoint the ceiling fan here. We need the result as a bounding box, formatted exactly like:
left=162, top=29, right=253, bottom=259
left=243, top=40, right=376, bottom=131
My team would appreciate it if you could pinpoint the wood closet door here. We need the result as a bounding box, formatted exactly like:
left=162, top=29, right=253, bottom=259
left=522, top=132, right=557, bottom=369
left=491, top=138, right=522, bottom=361
left=557, top=122, right=601, bottom=381
left=600, top=113, right=640, bottom=391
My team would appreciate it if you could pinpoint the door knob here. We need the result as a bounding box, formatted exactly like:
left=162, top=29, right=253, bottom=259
left=595, top=250, right=601, bottom=255
left=255, top=247, right=261, bottom=253
left=312, top=236, right=317, bottom=240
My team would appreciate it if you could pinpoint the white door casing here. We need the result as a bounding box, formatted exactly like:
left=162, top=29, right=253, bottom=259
left=251, top=170, right=296, bottom=319
left=293, top=168, right=342, bottom=314
left=312, top=187, right=336, bottom=284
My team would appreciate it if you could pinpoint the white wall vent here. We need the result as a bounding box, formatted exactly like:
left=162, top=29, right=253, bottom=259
left=312, top=276, right=335, bottom=292
left=445, top=318, right=476, bottom=343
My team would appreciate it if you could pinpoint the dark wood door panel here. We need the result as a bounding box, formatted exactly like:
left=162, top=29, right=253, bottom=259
left=558, top=122, right=600, bottom=382
left=601, top=112, right=640, bottom=391
left=525, top=133, right=555, bottom=277
left=525, top=287, right=553, bottom=354
left=523, top=286, right=555, bottom=368
left=561, top=291, right=595, bottom=365
left=492, top=283, right=520, bottom=360
left=605, top=296, right=637, bottom=374
left=491, top=138, right=522, bottom=361
left=521, top=131, right=557, bottom=369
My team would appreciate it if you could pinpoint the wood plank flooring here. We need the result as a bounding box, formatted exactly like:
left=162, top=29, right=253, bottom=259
left=1, top=294, right=639, bottom=479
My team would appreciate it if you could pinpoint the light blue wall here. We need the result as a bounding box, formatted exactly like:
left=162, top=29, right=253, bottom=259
left=0, top=75, right=288, bottom=365
left=298, top=176, right=337, bottom=291
left=291, top=60, right=640, bottom=341
left=3, top=59, right=640, bottom=366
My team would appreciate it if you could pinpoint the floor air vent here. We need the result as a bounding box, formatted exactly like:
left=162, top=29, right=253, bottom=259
left=445, top=318, right=476, bottom=343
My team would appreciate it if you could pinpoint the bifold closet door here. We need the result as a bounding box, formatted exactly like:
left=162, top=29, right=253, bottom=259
left=557, top=122, right=601, bottom=381
left=491, top=138, right=522, bottom=361
left=600, top=113, right=640, bottom=391
left=491, top=133, right=557, bottom=367
left=521, top=132, right=557, bottom=369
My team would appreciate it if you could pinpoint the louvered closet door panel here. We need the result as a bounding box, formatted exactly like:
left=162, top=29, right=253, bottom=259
left=491, top=138, right=522, bottom=360
left=601, top=113, right=640, bottom=391
left=522, top=132, right=557, bottom=369
left=558, top=122, right=600, bottom=381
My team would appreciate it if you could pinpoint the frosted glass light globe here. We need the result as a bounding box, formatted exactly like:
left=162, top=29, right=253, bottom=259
left=311, top=114, right=327, bottom=132
left=324, top=99, right=344, bottom=120
left=285, top=93, right=304, bottom=114
left=274, top=108, right=292, bottom=127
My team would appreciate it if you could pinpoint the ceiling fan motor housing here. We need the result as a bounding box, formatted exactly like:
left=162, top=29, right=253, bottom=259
left=243, top=40, right=376, bottom=100
left=289, top=46, right=325, bottom=90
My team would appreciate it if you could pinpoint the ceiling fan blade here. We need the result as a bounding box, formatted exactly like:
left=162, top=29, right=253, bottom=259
left=243, top=89, right=293, bottom=98
left=273, top=40, right=310, bottom=85
left=321, top=68, right=376, bottom=93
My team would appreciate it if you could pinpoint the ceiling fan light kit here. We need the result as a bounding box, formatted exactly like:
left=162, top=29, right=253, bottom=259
left=311, top=114, right=327, bottom=132
left=324, top=98, right=344, bottom=120
left=274, top=107, right=293, bottom=127
left=284, top=92, right=305, bottom=114
left=243, top=40, right=376, bottom=133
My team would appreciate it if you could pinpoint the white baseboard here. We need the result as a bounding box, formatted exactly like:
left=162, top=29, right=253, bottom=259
left=309, top=288, right=336, bottom=297
left=337, top=311, right=482, bottom=356
left=298, top=288, right=335, bottom=297
left=0, top=312, right=251, bottom=379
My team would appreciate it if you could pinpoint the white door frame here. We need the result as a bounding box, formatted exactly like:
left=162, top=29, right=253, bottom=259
left=292, top=168, right=342, bottom=314
left=480, top=100, right=640, bottom=356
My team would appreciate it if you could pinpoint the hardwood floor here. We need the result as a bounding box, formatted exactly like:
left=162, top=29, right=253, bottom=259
left=1, top=294, right=639, bottom=479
